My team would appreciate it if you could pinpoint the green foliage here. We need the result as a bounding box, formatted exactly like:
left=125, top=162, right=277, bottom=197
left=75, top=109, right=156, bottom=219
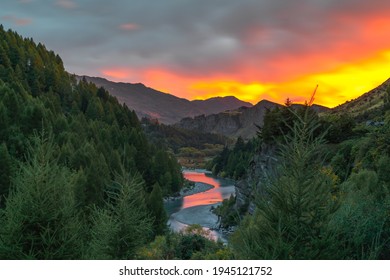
left=142, top=118, right=228, bottom=153
left=208, top=137, right=258, bottom=179
left=330, top=140, right=354, bottom=182
left=231, top=106, right=390, bottom=259
left=328, top=169, right=390, bottom=259
left=0, top=133, right=83, bottom=259
left=0, top=26, right=184, bottom=259
left=377, top=155, right=390, bottom=183
left=147, top=183, right=167, bottom=235
left=382, top=85, right=390, bottom=111
left=260, top=106, right=290, bottom=144
left=259, top=104, right=323, bottom=144
left=231, top=109, right=338, bottom=259
left=136, top=225, right=229, bottom=260
left=322, top=113, right=355, bottom=143
left=0, top=143, right=13, bottom=207
left=85, top=173, right=153, bottom=259
left=213, top=195, right=239, bottom=228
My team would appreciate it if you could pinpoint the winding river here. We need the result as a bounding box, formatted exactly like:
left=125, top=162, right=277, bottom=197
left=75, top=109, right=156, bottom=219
left=165, top=170, right=235, bottom=242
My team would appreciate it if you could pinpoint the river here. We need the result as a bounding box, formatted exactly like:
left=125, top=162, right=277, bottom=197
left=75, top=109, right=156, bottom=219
left=165, top=170, right=235, bottom=242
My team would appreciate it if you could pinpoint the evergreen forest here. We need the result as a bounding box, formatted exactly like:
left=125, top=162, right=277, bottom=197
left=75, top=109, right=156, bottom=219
left=0, top=26, right=389, bottom=260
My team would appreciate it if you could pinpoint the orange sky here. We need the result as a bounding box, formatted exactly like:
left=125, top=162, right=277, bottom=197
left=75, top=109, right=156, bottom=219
left=5, top=0, right=389, bottom=108
left=101, top=12, right=390, bottom=108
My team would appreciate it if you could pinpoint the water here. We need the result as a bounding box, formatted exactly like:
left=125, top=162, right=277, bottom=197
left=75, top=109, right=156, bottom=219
left=165, top=170, right=235, bottom=242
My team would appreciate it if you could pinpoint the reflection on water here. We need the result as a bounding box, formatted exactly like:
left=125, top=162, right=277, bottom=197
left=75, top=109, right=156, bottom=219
left=166, top=170, right=235, bottom=242
left=182, top=172, right=222, bottom=208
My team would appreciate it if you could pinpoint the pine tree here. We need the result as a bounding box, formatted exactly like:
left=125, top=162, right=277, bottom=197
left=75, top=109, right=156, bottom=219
left=0, top=143, right=13, bottom=207
left=147, top=183, right=167, bottom=235
left=86, top=173, right=153, bottom=259
left=231, top=109, right=338, bottom=259
left=0, top=132, right=83, bottom=259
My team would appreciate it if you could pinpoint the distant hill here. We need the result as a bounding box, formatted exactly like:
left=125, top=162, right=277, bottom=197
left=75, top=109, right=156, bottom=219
left=176, top=100, right=331, bottom=139
left=331, top=78, right=390, bottom=118
left=79, top=76, right=252, bottom=124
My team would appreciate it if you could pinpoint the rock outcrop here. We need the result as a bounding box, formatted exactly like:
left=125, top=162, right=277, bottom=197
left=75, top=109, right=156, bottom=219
left=234, top=143, right=278, bottom=214
left=176, top=100, right=330, bottom=139
left=176, top=100, right=281, bottom=139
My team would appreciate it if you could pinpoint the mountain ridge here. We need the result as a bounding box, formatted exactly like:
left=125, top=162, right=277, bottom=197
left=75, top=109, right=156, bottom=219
left=175, top=78, right=390, bottom=139
left=175, top=99, right=331, bottom=139
left=331, top=78, right=390, bottom=117
left=79, top=75, right=252, bottom=124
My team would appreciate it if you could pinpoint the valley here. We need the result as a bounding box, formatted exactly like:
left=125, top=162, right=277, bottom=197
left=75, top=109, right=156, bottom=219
left=0, top=24, right=389, bottom=261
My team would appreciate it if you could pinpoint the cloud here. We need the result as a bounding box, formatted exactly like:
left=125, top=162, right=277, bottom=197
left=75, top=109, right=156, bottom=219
left=1, top=15, right=32, bottom=26
left=56, top=0, right=77, bottom=9
left=2, top=0, right=390, bottom=106
left=119, top=23, right=139, bottom=31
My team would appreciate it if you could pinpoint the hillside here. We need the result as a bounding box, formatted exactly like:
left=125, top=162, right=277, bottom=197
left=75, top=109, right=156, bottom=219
left=80, top=76, right=252, bottom=124
left=0, top=25, right=183, bottom=259
left=331, top=78, right=390, bottom=119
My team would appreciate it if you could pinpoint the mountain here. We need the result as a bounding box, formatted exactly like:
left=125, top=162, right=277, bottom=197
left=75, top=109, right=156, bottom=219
left=79, top=76, right=252, bottom=124
left=191, top=96, right=252, bottom=114
left=331, top=78, right=390, bottom=117
left=292, top=103, right=330, bottom=114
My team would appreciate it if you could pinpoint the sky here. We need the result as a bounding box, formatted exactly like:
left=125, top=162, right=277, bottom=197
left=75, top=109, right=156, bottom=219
left=1, top=0, right=390, bottom=107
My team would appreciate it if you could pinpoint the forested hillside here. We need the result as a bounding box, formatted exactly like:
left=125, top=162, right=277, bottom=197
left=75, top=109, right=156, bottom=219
left=0, top=25, right=184, bottom=259
left=213, top=98, right=390, bottom=259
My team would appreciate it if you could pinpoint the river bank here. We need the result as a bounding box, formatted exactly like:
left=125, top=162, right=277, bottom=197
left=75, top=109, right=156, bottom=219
left=171, top=204, right=219, bottom=229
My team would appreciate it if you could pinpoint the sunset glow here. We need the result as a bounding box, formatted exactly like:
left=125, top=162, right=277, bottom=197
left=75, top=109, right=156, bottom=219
left=4, top=0, right=390, bottom=108
left=100, top=50, right=390, bottom=107
left=98, top=10, right=390, bottom=108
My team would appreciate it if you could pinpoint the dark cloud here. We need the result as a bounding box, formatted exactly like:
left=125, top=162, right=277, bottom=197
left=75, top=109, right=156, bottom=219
left=1, top=0, right=390, bottom=78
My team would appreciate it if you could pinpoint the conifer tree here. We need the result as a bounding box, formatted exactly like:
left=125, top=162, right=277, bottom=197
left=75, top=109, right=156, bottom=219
left=0, top=143, right=12, bottom=207
left=86, top=173, right=153, bottom=259
left=147, top=183, right=167, bottom=235
left=0, top=132, right=83, bottom=259
left=231, top=108, right=338, bottom=259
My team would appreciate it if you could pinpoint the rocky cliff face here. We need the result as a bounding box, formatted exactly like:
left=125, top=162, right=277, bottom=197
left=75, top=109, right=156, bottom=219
left=176, top=100, right=331, bottom=139
left=176, top=100, right=281, bottom=139
left=234, top=143, right=278, bottom=214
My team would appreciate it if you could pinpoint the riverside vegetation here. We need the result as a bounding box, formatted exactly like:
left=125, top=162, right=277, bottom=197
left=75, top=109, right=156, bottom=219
left=0, top=26, right=389, bottom=259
